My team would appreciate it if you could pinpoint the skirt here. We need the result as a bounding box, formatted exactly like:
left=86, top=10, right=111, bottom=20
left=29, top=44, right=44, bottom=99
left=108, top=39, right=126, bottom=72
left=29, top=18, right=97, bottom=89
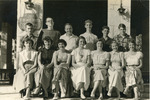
left=108, top=67, right=123, bottom=92
left=125, top=66, right=143, bottom=87
left=13, top=67, right=37, bottom=92
left=70, top=62, right=90, bottom=90
left=91, top=68, right=107, bottom=87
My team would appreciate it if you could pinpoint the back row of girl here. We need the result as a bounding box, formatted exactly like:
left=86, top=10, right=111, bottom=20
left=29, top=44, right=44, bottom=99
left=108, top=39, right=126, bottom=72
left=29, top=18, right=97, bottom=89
left=14, top=35, right=143, bottom=100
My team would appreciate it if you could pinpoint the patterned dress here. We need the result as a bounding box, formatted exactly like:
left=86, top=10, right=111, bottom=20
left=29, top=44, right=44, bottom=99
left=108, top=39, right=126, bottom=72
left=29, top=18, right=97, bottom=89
left=124, top=52, right=143, bottom=87
left=52, top=50, right=71, bottom=96
left=108, top=51, right=124, bottom=92
left=91, top=51, right=109, bottom=87
left=13, top=50, right=38, bottom=92
left=70, top=48, right=91, bottom=90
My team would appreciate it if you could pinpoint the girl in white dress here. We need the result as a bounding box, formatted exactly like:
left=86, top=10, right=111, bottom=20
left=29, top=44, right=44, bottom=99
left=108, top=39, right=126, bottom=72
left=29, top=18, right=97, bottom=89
left=124, top=40, right=143, bottom=99
left=90, top=40, right=109, bottom=99
left=70, top=36, right=91, bottom=99
left=13, top=38, right=38, bottom=99
left=107, top=41, right=125, bottom=99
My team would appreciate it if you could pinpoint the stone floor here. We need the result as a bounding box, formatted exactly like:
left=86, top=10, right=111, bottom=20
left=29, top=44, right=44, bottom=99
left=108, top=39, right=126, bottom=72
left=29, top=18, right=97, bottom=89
left=0, top=85, right=149, bottom=100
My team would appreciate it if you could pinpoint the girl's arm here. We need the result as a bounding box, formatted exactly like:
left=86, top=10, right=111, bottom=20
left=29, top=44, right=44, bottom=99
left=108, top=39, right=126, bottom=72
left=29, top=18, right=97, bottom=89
left=72, top=55, right=80, bottom=68
left=38, top=52, right=44, bottom=69
left=53, top=51, right=60, bottom=68
left=46, top=54, right=54, bottom=69
left=27, top=52, right=38, bottom=72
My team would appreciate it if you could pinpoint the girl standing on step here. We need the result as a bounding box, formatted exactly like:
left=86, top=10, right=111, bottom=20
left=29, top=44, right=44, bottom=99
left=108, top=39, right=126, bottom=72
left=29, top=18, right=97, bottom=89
left=52, top=39, right=71, bottom=99
left=13, top=38, right=38, bottom=99
left=90, top=40, right=109, bottom=99
left=107, top=41, right=124, bottom=99
left=70, top=36, right=91, bottom=99
left=124, top=40, right=143, bottom=99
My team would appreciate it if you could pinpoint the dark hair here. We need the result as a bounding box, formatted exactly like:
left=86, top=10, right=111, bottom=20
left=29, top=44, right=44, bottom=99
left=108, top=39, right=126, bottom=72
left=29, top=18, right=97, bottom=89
left=85, top=19, right=92, bottom=24
left=42, top=36, right=53, bottom=44
left=102, top=26, right=110, bottom=30
left=128, top=39, right=136, bottom=46
left=76, top=36, right=86, bottom=47
left=65, top=23, right=72, bottom=28
left=118, top=23, right=126, bottom=29
left=23, top=38, right=34, bottom=47
left=97, top=39, right=104, bottom=44
left=25, top=23, right=33, bottom=27
left=58, top=39, right=67, bottom=47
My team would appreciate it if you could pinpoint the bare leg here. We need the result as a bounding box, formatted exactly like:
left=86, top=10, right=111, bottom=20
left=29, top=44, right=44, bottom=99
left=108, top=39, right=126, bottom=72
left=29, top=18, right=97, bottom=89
left=91, top=81, right=100, bottom=97
left=133, top=86, right=138, bottom=99
left=98, top=85, right=103, bottom=99
left=123, top=86, right=130, bottom=95
left=59, top=80, right=66, bottom=98
left=116, top=88, right=120, bottom=99
left=107, top=86, right=113, bottom=96
left=80, top=83, right=86, bottom=99
left=53, top=82, right=59, bottom=99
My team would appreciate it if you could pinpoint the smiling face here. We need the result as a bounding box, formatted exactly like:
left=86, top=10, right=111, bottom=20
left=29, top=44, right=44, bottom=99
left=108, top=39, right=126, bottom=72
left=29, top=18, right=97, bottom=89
left=58, top=42, right=65, bottom=50
left=111, top=42, right=118, bottom=51
left=85, top=22, right=92, bottom=31
left=65, top=24, right=73, bottom=35
left=129, top=42, right=135, bottom=51
left=44, top=40, right=52, bottom=49
left=96, top=41, right=103, bottom=49
left=46, top=18, right=54, bottom=27
left=78, top=38, right=86, bottom=48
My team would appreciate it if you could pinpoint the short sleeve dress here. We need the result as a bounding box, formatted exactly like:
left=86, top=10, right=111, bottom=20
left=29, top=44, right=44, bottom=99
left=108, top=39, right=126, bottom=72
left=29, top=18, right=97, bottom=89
left=124, top=51, right=143, bottom=87
left=108, top=51, right=124, bottom=92
left=70, top=48, right=91, bottom=90
left=91, top=51, right=109, bottom=87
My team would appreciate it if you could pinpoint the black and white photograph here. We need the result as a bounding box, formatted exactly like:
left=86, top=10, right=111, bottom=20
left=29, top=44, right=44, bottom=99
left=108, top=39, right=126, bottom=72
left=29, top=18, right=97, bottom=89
left=0, top=0, right=149, bottom=100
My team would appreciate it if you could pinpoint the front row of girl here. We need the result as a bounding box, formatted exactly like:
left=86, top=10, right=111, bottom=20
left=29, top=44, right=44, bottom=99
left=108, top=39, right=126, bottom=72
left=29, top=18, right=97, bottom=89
left=14, top=36, right=143, bottom=100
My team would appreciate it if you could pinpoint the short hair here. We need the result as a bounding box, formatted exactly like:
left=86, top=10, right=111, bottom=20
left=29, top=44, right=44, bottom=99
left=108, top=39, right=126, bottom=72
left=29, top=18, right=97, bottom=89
left=110, top=40, right=118, bottom=49
left=46, top=17, right=54, bottom=22
left=23, top=38, right=34, bottom=47
left=76, top=36, right=87, bottom=47
left=118, top=23, right=126, bottom=29
left=97, top=39, right=104, bottom=44
left=85, top=19, right=92, bottom=24
left=65, top=23, right=72, bottom=27
left=42, top=36, right=53, bottom=44
left=58, top=39, right=67, bottom=47
left=25, top=23, right=33, bottom=27
left=102, top=26, right=110, bottom=30
left=128, top=39, right=136, bottom=46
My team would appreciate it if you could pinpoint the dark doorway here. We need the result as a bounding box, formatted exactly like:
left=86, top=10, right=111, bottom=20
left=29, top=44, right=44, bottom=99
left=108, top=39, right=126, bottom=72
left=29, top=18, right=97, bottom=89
left=43, top=0, right=107, bottom=38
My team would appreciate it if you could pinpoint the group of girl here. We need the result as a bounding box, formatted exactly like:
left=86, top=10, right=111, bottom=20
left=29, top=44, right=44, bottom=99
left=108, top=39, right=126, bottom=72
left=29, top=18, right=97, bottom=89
left=13, top=35, right=143, bottom=100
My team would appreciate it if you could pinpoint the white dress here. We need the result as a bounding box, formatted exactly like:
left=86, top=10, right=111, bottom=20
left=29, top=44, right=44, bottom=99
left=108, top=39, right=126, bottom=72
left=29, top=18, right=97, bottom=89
left=91, top=51, right=109, bottom=87
left=124, top=51, right=143, bottom=87
left=70, top=48, right=91, bottom=90
left=108, top=51, right=124, bottom=92
left=13, top=50, right=38, bottom=92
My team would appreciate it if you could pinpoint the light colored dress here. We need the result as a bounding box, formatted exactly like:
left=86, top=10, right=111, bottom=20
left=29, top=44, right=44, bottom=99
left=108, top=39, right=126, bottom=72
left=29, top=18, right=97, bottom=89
left=124, top=51, right=143, bottom=87
left=70, top=48, right=91, bottom=90
left=108, top=51, right=124, bottom=92
left=91, top=51, right=109, bottom=87
left=13, top=50, right=38, bottom=92
left=80, top=32, right=98, bottom=51
left=52, top=50, right=70, bottom=95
